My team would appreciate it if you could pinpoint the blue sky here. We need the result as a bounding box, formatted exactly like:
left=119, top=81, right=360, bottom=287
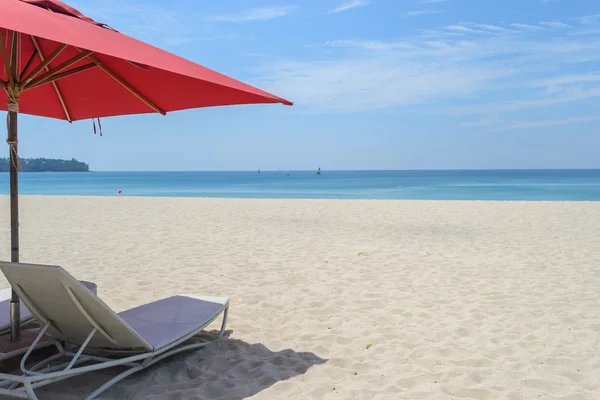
left=14, top=0, right=600, bottom=170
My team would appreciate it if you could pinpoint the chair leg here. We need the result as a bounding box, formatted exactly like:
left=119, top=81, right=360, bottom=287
left=217, top=305, right=229, bottom=339
left=24, top=382, right=39, bottom=400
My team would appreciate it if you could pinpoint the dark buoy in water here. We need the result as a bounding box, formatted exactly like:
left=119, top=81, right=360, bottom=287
left=118, top=189, right=122, bottom=194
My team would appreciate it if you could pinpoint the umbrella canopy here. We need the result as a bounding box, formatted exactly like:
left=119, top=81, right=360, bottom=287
left=0, top=0, right=291, bottom=120
left=1, top=0, right=291, bottom=342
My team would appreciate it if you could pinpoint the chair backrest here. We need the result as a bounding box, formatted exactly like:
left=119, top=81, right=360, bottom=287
left=0, top=262, right=151, bottom=351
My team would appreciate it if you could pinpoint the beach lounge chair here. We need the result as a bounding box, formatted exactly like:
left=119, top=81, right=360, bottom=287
left=0, top=261, right=229, bottom=400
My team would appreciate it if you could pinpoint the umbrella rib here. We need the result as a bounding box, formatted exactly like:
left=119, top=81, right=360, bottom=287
left=21, top=43, right=67, bottom=86
left=0, top=30, right=14, bottom=89
left=0, top=80, right=6, bottom=90
left=27, top=63, right=96, bottom=90
left=20, top=50, right=38, bottom=81
left=23, top=50, right=93, bottom=90
left=84, top=53, right=165, bottom=115
left=30, top=36, right=71, bottom=122
left=9, top=31, right=18, bottom=83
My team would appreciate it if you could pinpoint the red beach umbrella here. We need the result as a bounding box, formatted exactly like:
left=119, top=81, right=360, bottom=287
left=1, top=0, right=292, bottom=341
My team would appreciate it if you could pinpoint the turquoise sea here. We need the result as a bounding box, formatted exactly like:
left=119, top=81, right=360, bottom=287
left=0, top=170, right=599, bottom=201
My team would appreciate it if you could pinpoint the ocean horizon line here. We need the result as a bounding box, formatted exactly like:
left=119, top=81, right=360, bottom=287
left=79, top=168, right=600, bottom=173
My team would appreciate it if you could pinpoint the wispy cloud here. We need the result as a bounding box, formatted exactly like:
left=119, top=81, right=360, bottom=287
left=210, top=6, right=294, bottom=22
left=331, top=0, right=370, bottom=13
left=491, top=116, right=600, bottom=132
left=461, top=112, right=600, bottom=132
left=402, top=9, right=443, bottom=18
left=579, top=14, right=600, bottom=25
left=444, top=24, right=512, bottom=34
left=162, top=34, right=237, bottom=46
left=257, top=58, right=509, bottom=113
left=445, top=87, right=600, bottom=117
left=446, top=25, right=477, bottom=32
left=461, top=115, right=504, bottom=128
left=471, top=24, right=509, bottom=32
left=539, top=21, right=570, bottom=28
left=530, top=73, right=600, bottom=87
left=511, top=23, right=543, bottom=30
left=72, top=1, right=233, bottom=47
left=461, top=114, right=600, bottom=132
left=324, top=40, right=416, bottom=51
left=253, top=17, right=600, bottom=117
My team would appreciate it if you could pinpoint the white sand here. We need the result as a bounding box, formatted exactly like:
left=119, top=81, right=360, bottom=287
left=0, top=196, right=598, bottom=399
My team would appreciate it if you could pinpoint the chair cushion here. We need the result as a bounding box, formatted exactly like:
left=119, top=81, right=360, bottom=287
left=118, top=295, right=227, bottom=350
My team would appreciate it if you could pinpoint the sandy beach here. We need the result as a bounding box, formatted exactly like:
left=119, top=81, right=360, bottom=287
left=0, top=196, right=598, bottom=399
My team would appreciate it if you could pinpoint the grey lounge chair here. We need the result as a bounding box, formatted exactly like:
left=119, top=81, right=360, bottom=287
left=0, top=261, right=229, bottom=399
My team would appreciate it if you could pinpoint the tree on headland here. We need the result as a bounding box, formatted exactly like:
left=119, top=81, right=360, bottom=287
left=0, top=158, right=89, bottom=172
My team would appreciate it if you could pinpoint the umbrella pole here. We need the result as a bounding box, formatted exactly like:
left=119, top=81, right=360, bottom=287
left=7, top=105, right=20, bottom=342
left=2, top=30, right=21, bottom=342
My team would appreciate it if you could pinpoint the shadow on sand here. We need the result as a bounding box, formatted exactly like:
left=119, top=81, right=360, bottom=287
left=27, top=330, right=327, bottom=399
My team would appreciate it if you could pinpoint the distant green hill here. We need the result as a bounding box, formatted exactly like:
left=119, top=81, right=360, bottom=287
left=0, top=158, right=89, bottom=172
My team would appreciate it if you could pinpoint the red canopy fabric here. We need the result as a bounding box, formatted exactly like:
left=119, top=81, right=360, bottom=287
left=0, top=0, right=292, bottom=121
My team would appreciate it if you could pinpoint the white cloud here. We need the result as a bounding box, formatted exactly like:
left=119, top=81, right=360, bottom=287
left=161, top=34, right=237, bottom=46
left=403, top=9, right=443, bottom=17
left=461, top=115, right=504, bottom=127
left=210, top=6, right=294, bottom=22
left=471, top=24, right=510, bottom=32
left=445, top=87, right=600, bottom=117
left=492, top=116, right=600, bottom=132
left=461, top=113, right=600, bottom=132
left=510, top=23, right=544, bottom=30
left=579, top=14, right=600, bottom=25
left=324, top=40, right=416, bottom=51
left=72, top=1, right=233, bottom=46
left=331, top=0, right=370, bottom=13
left=539, top=21, right=570, bottom=28
left=256, top=58, right=510, bottom=113
left=441, top=24, right=513, bottom=35
left=530, top=73, right=600, bottom=88
left=569, top=28, right=600, bottom=36
left=446, top=25, right=477, bottom=32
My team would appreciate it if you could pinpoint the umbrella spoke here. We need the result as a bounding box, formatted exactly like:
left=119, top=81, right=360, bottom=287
left=9, top=31, right=18, bottom=84
left=0, top=80, right=6, bottom=90
left=23, top=49, right=93, bottom=90
left=21, top=43, right=67, bottom=87
left=20, top=49, right=38, bottom=81
left=28, top=63, right=95, bottom=90
left=0, top=30, right=14, bottom=89
left=85, top=53, right=165, bottom=115
left=30, top=36, right=72, bottom=122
